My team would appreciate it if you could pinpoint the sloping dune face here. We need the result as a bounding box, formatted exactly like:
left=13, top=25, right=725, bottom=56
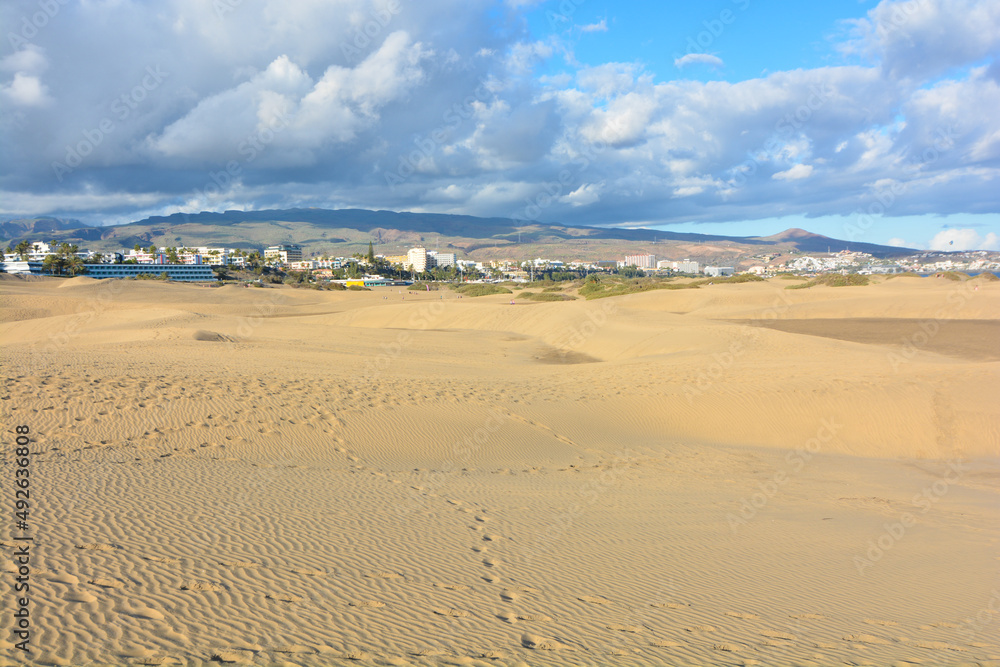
left=1, top=276, right=997, bottom=666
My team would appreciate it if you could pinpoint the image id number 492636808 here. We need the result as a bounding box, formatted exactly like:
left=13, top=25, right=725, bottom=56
left=13, top=424, right=33, bottom=653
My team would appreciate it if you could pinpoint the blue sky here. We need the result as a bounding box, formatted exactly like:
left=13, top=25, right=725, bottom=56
left=0, top=0, right=998, bottom=250
left=525, top=1, right=871, bottom=83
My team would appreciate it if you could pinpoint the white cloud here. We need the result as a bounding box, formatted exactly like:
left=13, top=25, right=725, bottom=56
left=772, top=164, right=814, bottom=181
left=840, top=0, right=1000, bottom=81
left=0, top=73, right=52, bottom=107
left=505, top=40, right=554, bottom=76
left=674, top=53, right=724, bottom=69
left=152, top=32, right=430, bottom=164
left=560, top=183, right=601, bottom=206
left=0, top=45, right=48, bottom=74
left=929, top=228, right=1000, bottom=251
left=579, top=20, right=608, bottom=33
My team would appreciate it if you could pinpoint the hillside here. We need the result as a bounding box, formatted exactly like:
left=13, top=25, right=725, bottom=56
left=1, top=209, right=914, bottom=263
left=0, top=216, right=89, bottom=240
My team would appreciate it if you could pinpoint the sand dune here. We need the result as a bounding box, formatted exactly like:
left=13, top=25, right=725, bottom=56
left=0, top=275, right=997, bottom=666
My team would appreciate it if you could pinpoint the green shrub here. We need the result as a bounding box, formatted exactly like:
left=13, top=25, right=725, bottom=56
left=455, top=283, right=512, bottom=297
left=347, top=284, right=370, bottom=291
left=693, top=273, right=764, bottom=285
left=519, top=291, right=577, bottom=301
left=787, top=273, right=870, bottom=289
left=580, top=275, right=700, bottom=300
left=975, top=272, right=999, bottom=282
left=408, top=281, right=439, bottom=291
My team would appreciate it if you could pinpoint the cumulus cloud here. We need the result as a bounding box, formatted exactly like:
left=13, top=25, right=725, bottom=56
left=0, top=72, right=52, bottom=107
left=150, top=32, right=430, bottom=165
left=561, top=183, right=601, bottom=206
left=674, top=53, right=724, bottom=69
left=772, top=164, right=814, bottom=181
left=840, top=0, right=1000, bottom=81
left=929, top=228, right=1000, bottom=250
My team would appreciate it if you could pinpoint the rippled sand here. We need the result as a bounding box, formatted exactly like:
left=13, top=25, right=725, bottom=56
left=1, top=274, right=997, bottom=666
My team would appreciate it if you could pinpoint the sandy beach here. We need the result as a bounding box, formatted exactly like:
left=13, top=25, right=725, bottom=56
left=1, top=274, right=998, bottom=667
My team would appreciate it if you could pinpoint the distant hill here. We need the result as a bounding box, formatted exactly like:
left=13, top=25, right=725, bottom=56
left=752, top=227, right=898, bottom=255
left=0, top=216, right=89, bottom=240
left=0, top=208, right=915, bottom=261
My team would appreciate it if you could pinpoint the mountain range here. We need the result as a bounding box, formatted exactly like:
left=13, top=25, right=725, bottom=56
left=1, top=209, right=915, bottom=261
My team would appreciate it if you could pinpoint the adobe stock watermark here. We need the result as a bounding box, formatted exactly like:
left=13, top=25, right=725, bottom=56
left=341, top=1, right=402, bottom=62
left=685, top=289, right=794, bottom=403
left=727, top=82, right=834, bottom=189
left=29, top=276, right=126, bottom=364
left=363, top=299, right=446, bottom=379
left=193, top=111, right=290, bottom=203
left=727, top=418, right=842, bottom=532
left=395, top=410, right=507, bottom=519
left=226, top=289, right=287, bottom=351
left=213, top=0, right=244, bottom=19
left=959, top=589, right=1000, bottom=642
left=869, top=0, right=930, bottom=38
left=887, top=277, right=976, bottom=371
left=845, top=125, right=958, bottom=242
left=672, top=0, right=751, bottom=64
left=384, top=79, right=492, bottom=189
left=51, top=65, right=170, bottom=182
left=549, top=300, right=618, bottom=360
left=509, top=117, right=626, bottom=223
left=7, top=0, right=69, bottom=50
left=853, top=458, right=968, bottom=575
left=516, top=449, right=638, bottom=566
left=609, top=577, right=680, bottom=653
left=544, top=0, right=589, bottom=29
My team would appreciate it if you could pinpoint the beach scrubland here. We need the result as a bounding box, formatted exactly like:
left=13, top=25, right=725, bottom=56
left=0, top=274, right=997, bottom=666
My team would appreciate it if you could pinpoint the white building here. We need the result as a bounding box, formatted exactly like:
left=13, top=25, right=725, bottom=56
left=85, top=263, right=215, bottom=281
left=264, top=244, right=303, bottom=264
left=121, top=248, right=222, bottom=265
left=13, top=241, right=90, bottom=262
left=624, top=254, right=656, bottom=269
left=289, top=260, right=319, bottom=271
left=672, top=260, right=699, bottom=274
left=704, top=266, right=735, bottom=277
left=407, top=247, right=428, bottom=272
left=0, top=261, right=44, bottom=275
left=430, top=252, right=456, bottom=267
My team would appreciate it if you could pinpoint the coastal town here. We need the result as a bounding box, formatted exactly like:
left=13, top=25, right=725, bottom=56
left=1, top=239, right=998, bottom=283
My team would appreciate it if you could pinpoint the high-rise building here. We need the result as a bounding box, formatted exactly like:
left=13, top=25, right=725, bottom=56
left=406, top=247, right=428, bottom=272
left=624, top=254, right=656, bottom=269
left=429, top=252, right=456, bottom=268
left=264, top=244, right=302, bottom=263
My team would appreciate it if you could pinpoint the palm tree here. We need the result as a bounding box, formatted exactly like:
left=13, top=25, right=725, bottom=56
left=14, top=240, right=31, bottom=260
